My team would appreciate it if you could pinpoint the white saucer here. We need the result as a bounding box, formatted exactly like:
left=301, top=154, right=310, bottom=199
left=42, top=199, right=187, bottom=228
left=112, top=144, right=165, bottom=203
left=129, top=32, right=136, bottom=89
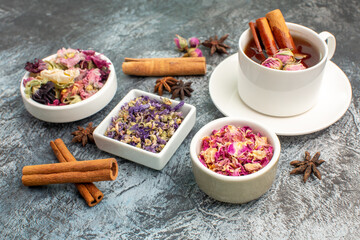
left=209, top=53, right=352, bottom=136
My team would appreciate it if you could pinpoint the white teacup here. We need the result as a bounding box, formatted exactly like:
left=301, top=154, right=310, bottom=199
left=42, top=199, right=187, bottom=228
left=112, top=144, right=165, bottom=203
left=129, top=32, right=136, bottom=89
left=237, top=22, right=336, bottom=117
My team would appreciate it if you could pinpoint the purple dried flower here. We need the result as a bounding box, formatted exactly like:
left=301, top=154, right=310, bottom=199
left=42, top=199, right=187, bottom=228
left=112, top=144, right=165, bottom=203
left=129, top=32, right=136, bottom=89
left=283, top=62, right=306, bottom=71
left=31, top=81, right=56, bottom=105
left=25, top=59, right=47, bottom=73
left=261, top=57, right=283, bottom=70
left=104, top=96, right=184, bottom=153
left=189, top=37, right=200, bottom=48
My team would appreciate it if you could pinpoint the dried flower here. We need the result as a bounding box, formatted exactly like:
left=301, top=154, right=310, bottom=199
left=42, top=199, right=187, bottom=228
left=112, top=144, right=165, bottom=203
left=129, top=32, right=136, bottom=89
left=23, top=48, right=111, bottom=106
left=174, top=34, right=188, bottom=52
left=188, top=37, right=200, bottom=48
left=274, top=48, right=294, bottom=65
left=261, top=57, right=283, bottom=70
left=198, top=125, right=273, bottom=176
left=104, top=96, right=184, bottom=153
left=55, top=48, right=83, bottom=68
left=183, top=48, right=203, bottom=57
left=31, top=81, right=57, bottom=105
left=25, top=59, right=47, bottom=73
left=283, top=62, right=306, bottom=71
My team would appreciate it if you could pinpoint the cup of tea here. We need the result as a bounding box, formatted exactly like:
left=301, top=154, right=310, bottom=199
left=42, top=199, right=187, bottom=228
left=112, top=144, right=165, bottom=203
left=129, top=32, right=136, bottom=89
left=237, top=22, right=336, bottom=117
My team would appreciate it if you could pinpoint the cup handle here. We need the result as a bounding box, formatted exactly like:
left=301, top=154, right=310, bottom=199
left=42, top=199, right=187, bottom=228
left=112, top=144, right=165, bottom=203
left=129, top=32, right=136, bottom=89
left=319, top=31, right=336, bottom=60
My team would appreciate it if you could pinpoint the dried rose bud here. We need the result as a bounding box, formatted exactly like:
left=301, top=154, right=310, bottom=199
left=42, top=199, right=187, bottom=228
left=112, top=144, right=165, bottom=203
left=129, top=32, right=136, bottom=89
left=274, top=48, right=294, bottom=64
left=283, top=62, right=306, bottom=71
left=261, top=57, right=283, bottom=70
left=188, top=37, right=200, bottom=48
left=183, top=48, right=203, bottom=57
left=174, top=34, right=188, bottom=52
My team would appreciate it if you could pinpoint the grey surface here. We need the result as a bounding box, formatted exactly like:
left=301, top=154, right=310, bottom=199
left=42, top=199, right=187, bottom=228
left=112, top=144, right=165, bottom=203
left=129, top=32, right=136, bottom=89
left=1, top=0, right=359, bottom=239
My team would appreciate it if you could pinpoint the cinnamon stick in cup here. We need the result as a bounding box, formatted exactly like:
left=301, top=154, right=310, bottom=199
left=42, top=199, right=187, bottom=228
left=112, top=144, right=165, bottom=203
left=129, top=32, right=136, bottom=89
left=50, top=139, right=103, bottom=207
left=248, top=21, right=266, bottom=61
left=122, top=57, right=206, bottom=76
left=22, top=158, right=118, bottom=186
left=256, top=17, right=278, bottom=56
left=266, top=9, right=298, bottom=53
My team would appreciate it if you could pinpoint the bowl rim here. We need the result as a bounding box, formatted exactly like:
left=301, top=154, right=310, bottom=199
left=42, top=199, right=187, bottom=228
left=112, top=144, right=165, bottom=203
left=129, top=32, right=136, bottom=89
left=93, top=88, right=197, bottom=157
left=20, top=51, right=115, bottom=110
left=238, top=22, right=329, bottom=73
left=190, top=117, right=281, bottom=182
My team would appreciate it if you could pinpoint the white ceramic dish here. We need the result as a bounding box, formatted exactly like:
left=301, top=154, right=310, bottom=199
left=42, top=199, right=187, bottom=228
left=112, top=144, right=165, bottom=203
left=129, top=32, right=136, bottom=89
left=93, top=89, right=196, bottom=170
left=190, top=117, right=281, bottom=204
left=209, top=53, right=352, bottom=136
left=20, top=53, right=117, bottom=123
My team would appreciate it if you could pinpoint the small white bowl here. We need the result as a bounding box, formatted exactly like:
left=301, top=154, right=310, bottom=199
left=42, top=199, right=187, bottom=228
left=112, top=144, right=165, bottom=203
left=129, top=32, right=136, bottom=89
left=190, top=117, right=281, bottom=203
left=20, top=53, right=117, bottom=123
left=93, top=89, right=196, bottom=170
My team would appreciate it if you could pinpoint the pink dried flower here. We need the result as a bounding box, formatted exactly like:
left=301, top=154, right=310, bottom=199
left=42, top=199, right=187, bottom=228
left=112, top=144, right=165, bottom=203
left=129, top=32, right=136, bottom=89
left=261, top=57, right=283, bottom=70
left=188, top=37, right=200, bottom=48
left=55, top=48, right=83, bottom=68
left=273, top=48, right=295, bottom=65
left=283, top=62, right=306, bottom=71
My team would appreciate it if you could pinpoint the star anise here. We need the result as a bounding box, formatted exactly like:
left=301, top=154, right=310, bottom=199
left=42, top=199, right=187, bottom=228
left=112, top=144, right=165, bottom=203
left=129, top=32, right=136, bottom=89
left=71, top=122, right=96, bottom=147
left=290, top=151, right=325, bottom=182
left=171, top=80, right=193, bottom=100
left=202, top=34, right=230, bottom=55
left=154, top=77, right=179, bottom=96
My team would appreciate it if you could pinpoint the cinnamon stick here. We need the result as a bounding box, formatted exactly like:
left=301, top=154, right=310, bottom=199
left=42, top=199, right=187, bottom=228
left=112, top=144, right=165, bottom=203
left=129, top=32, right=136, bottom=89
left=266, top=9, right=298, bottom=53
left=50, top=139, right=103, bottom=207
left=122, top=57, right=206, bottom=76
left=22, top=158, right=118, bottom=186
left=248, top=21, right=266, bottom=61
left=256, top=17, right=278, bottom=56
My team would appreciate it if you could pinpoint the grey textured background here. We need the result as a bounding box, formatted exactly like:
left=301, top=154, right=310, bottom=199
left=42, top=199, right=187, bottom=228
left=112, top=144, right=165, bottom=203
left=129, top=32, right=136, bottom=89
left=1, top=0, right=360, bottom=239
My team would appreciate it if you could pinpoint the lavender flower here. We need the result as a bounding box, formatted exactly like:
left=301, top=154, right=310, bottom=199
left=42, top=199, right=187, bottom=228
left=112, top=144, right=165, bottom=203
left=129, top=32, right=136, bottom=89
left=104, top=96, right=184, bottom=153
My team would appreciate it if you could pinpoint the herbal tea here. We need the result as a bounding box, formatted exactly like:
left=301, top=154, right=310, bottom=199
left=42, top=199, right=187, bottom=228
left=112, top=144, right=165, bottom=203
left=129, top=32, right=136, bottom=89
left=244, top=35, right=320, bottom=69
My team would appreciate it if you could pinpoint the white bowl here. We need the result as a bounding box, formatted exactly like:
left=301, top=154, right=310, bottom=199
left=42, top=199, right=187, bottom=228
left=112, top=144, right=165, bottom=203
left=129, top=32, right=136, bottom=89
left=93, top=89, right=196, bottom=170
left=190, top=117, right=281, bottom=203
left=20, top=53, right=117, bottom=123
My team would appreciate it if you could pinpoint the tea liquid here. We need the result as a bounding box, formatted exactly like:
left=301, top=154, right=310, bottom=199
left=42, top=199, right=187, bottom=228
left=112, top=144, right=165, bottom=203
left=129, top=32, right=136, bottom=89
left=244, top=36, right=320, bottom=68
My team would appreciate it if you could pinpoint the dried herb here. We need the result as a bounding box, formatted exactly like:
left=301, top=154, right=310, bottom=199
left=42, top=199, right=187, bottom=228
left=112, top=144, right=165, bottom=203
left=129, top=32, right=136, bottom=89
left=154, top=77, right=179, bottom=96
left=71, top=122, right=96, bottom=146
left=171, top=80, right=193, bottom=100
left=202, top=34, right=230, bottom=55
left=290, top=151, right=325, bottom=182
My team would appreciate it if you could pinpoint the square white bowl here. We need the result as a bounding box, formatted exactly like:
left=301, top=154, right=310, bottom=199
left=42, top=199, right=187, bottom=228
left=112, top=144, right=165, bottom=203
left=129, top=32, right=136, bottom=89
left=93, top=89, right=196, bottom=170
